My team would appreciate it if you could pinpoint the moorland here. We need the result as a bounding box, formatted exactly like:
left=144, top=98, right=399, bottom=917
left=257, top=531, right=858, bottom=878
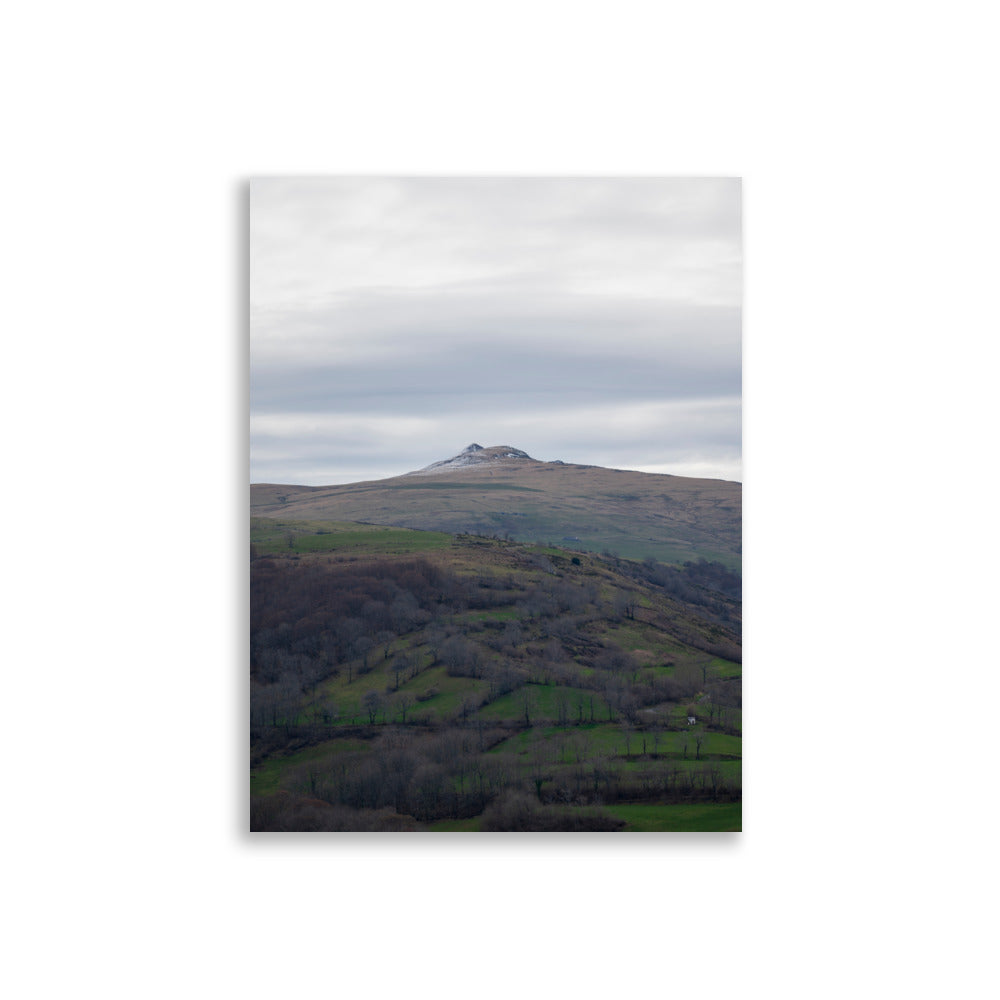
left=250, top=447, right=741, bottom=570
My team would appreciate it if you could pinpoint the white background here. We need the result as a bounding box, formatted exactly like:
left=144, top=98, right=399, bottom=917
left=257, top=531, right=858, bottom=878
left=3, top=2, right=997, bottom=998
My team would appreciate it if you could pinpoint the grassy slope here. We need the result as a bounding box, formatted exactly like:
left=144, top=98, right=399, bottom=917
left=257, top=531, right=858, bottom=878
left=251, top=518, right=453, bottom=556
left=250, top=459, right=741, bottom=570
left=250, top=520, right=741, bottom=831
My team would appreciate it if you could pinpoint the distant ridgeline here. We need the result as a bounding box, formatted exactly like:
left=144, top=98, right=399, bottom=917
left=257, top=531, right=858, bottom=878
left=250, top=444, right=741, bottom=569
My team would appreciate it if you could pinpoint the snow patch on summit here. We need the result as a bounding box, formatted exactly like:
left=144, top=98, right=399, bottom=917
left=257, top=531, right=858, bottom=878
left=408, top=444, right=536, bottom=476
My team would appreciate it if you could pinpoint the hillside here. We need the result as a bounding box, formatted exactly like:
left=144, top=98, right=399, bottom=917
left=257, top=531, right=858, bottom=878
left=250, top=521, right=742, bottom=832
left=250, top=444, right=741, bottom=568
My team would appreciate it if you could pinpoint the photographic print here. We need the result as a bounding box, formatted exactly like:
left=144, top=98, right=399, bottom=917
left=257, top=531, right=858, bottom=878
left=249, top=177, right=742, bottom=831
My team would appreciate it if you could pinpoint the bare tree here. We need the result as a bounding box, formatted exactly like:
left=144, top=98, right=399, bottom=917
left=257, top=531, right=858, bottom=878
left=520, top=687, right=534, bottom=728
left=362, top=689, right=382, bottom=724
left=529, top=734, right=553, bottom=801
left=700, top=658, right=715, bottom=687
left=391, top=653, right=412, bottom=691
left=555, top=689, right=570, bottom=726
left=352, top=636, right=374, bottom=676
left=501, top=621, right=523, bottom=651
left=394, top=692, right=414, bottom=724
left=613, top=590, right=638, bottom=620
left=619, top=692, right=640, bottom=727
left=652, top=719, right=663, bottom=756
left=378, top=631, right=396, bottom=660
left=619, top=720, right=633, bottom=758
left=705, top=763, right=723, bottom=800
left=459, top=694, right=479, bottom=724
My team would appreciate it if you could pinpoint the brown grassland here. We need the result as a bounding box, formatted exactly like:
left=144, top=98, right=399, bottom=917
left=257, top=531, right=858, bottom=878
left=250, top=459, right=741, bottom=570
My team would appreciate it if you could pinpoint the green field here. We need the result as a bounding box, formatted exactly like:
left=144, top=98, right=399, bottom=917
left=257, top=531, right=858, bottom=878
left=250, top=738, right=371, bottom=794
left=250, top=518, right=454, bottom=556
left=604, top=802, right=741, bottom=832
left=488, top=723, right=741, bottom=766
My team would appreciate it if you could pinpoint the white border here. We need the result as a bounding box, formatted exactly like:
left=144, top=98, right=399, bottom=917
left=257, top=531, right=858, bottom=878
left=6, top=3, right=997, bottom=996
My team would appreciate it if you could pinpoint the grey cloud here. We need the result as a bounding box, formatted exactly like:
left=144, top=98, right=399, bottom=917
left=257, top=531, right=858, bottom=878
left=250, top=289, right=739, bottom=425
left=250, top=177, right=741, bottom=311
left=251, top=288, right=739, bottom=366
left=251, top=354, right=738, bottom=418
left=250, top=396, right=741, bottom=485
left=249, top=177, right=741, bottom=485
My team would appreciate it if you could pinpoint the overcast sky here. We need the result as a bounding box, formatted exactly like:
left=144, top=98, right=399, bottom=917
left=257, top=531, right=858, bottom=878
left=249, top=177, right=741, bottom=484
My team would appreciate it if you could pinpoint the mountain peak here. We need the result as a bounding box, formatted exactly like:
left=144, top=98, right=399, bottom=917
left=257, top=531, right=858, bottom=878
left=410, top=444, right=535, bottom=476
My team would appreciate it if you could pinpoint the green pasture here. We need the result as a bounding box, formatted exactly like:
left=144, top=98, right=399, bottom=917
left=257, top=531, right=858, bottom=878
left=460, top=608, right=524, bottom=624
left=250, top=519, right=453, bottom=556
left=610, top=757, right=742, bottom=781
left=600, top=621, right=679, bottom=659
left=427, top=818, right=483, bottom=831
left=604, top=802, right=741, bottom=832
left=477, top=685, right=611, bottom=724
left=250, top=737, right=371, bottom=795
left=668, top=729, right=742, bottom=757
left=309, top=660, right=478, bottom=724
left=709, top=657, right=742, bottom=678
left=487, top=722, right=740, bottom=765
left=394, top=666, right=490, bottom=720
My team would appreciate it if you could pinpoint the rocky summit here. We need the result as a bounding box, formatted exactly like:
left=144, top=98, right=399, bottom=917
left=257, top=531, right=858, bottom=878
left=409, top=443, right=536, bottom=476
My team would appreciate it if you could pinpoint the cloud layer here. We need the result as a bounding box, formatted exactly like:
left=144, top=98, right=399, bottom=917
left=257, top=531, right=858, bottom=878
left=250, top=177, right=741, bottom=484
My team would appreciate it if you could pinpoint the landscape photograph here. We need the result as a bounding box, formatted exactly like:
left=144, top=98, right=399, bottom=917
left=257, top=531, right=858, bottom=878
left=249, top=176, right=742, bottom=832
left=11, top=3, right=997, bottom=995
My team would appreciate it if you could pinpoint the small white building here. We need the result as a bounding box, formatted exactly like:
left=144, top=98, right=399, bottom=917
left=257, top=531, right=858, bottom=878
left=687, top=715, right=696, bottom=725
